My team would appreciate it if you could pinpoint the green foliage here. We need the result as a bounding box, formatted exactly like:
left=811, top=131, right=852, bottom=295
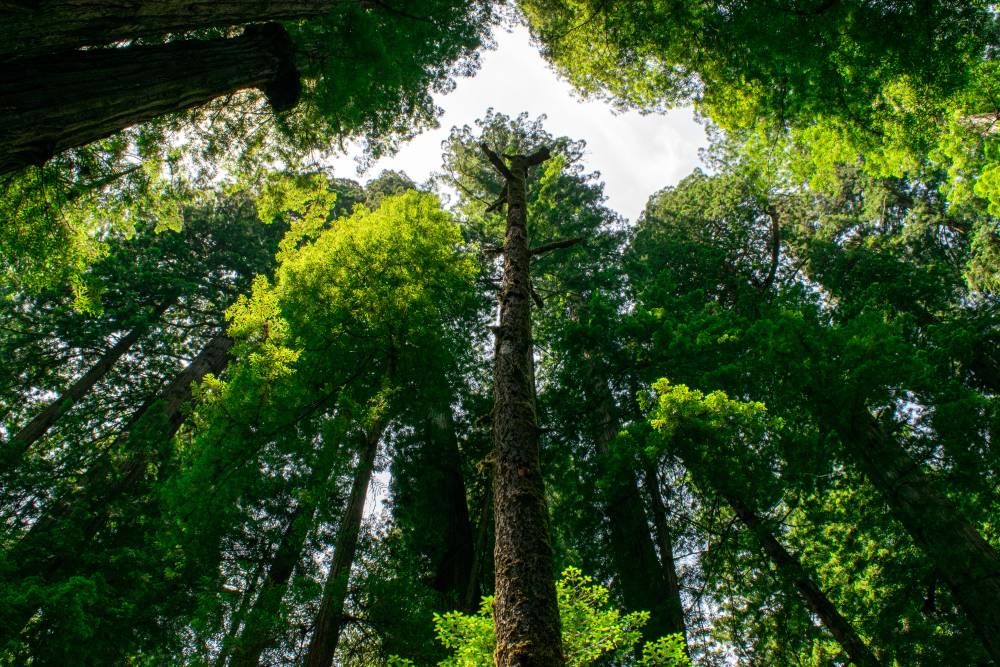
left=393, top=568, right=689, bottom=667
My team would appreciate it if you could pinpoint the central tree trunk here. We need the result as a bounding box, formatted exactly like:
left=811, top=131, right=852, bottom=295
left=483, top=145, right=564, bottom=667
left=1, top=0, right=336, bottom=61
left=0, top=23, right=300, bottom=175
left=593, top=381, right=685, bottom=641
left=638, top=460, right=687, bottom=640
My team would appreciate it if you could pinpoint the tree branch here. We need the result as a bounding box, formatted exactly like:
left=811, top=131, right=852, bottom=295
left=530, top=236, right=585, bottom=257
left=524, top=146, right=552, bottom=167
left=480, top=143, right=513, bottom=180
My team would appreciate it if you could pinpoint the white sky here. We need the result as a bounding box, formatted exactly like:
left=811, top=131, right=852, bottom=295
left=326, top=24, right=707, bottom=222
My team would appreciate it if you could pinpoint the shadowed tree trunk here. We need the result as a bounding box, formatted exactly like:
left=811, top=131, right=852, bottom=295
left=2, top=298, right=173, bottom=473
left=227, top=434, right=345, bottom=667
left=0, top=23, right=299, bottom=175
left=464, top=482, right=492, bottom=612
left=592, top=379, right=685, bottom=641
left=399, top=404, right=477, bottom=610
left=303, top=420, right=385, bottom=667
left=831, top=411, right=1000, bottom=664
left=0, top=332, right=233, bottom=643
left=722, top=491, right=882, bottom=667
left=1, top=0, right=335, bottom=60
left=481, top=144, right=564, bottom=667
left=638, top=460, right=687, bottom=640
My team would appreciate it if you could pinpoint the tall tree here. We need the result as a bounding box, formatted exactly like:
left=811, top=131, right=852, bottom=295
left=481, top=143, right=565, bottom=667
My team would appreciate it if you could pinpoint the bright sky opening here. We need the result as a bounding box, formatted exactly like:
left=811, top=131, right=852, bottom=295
left=327, top=23, right=707, bottom=222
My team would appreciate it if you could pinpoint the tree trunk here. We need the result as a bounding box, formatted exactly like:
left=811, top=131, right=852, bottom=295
left=1, top=0, right=335, bottom=61
left=2, top=298, right=173, bottom=472
left=0, top=23, right=299, bottom=175
left=423, top=407, right=477, bottom=608
left=593, top=384, right=685, bottom=640
left=464, top=483, right=492, bottom=613
left=482, top=145, right=564, bottom=667
left=1, top=333, right=233, bottom=643
left=228, top=505, right=310, bottom=667
left=303, top=421, right=384, bottom=667
left=834, top=412, right=1000, bottom=664
left=638, top=460, right=687, bottom=640
left=722, top=492, right=882, bottom=667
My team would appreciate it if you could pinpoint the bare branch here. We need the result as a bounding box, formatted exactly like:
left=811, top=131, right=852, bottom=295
left=524, top=146, right=552, bottom=167
left=530, top=236, right=585, bottom=257
left=480, top=143, right=513, bottom=180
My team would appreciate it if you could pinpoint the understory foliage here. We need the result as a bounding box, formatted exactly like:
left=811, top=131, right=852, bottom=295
left=390, top=568, right=689, bottom=667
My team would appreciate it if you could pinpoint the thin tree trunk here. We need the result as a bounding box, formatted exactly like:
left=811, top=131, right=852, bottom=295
left=1, top=333, right=233, bottom=643
left=303, top=421, right=384, bottom=667
left=593, top=381, right=685, bottom=640
left=482, top=144, right=564, bottom=667
left=834, top=412, right=1000, bottom=664
left=0, top=23, right=299, bottom=175
left=228, top=505, right=310, bottom=667
left=1, top=0, right=336, bottom=61
left=722, top=492, right=882, bottom=667
left=2, top=298, right=172, bottom=472
left=228, top=435, right=343, bottom=667
left=639, top=460, right=687, bottom=640
left=464, top=483, right=492, bottom=613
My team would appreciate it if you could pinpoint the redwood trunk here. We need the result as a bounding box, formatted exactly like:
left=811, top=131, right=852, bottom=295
left=303, top=422, right=383, bottom=667
left=835, top=413, right=1000, bottom=663
left=2, top=298, right=172, bottom=472
left=594, top=386, right=685, bottom=640
left=0, top=24, right=299, bottom=174
left=1, top=0, right=335, bottom=60
left=2, top=333, right=233, bottom=642
left=228, top=504, right=311, bottom=667
left=723, top=492, right=882, bottom=667
left=484, top=145, right=564, bottom=667
left=639, top=460, right=687, bottom=639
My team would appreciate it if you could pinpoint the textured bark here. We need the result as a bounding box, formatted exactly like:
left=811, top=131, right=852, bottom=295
left=1, top=333, right=233, bottom=643
left=1, top=0, right=337, bottom=60
left=303, top=422, right=383, bottom=667
left=639, top=460, right=687, bottom=640
left=0, top=23, right=300, bottom=174
left=723, top=492, right=882, bottom=667
left=833, top=412, right=1000, bottom=664
left=2, top=298, right=172, bottom=472
left=593, top=385, right=685, bottom=640
left=483, top=145, right=564, bottom=667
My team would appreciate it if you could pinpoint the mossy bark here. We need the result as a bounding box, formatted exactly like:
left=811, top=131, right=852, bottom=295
left=483, top=146, right=564, bottom=667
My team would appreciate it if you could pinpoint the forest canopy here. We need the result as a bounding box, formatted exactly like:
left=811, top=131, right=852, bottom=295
left=1, top=2, right=998, bottom=666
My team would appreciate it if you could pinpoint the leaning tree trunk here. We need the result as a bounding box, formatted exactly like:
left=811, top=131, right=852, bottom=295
left=303, top=420, right=385, bottom=667
left=227, top=437, right=343, bottom=667
left=482, top=144, right=564, bottom=667
left=639, top=460, right=687, bottom=640
left=832, top=411, right=1000, bottom=664
left=0, top=23, right=299, bottom=175
left=1, top=298, right=173, bottom=473
left=1, top=0, right=335, bottom=61
left=722, top=491, right=882, bottom=667
left=1, top=333, right=233, bottom=644
left=594, top=387, right=685, bottom=641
